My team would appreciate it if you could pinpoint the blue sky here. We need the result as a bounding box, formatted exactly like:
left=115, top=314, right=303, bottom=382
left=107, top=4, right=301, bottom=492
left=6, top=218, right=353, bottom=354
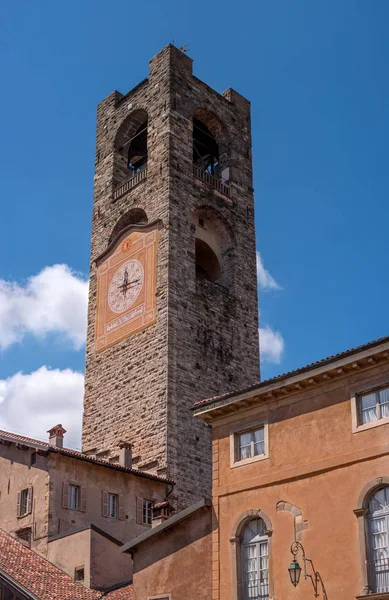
left=0, top=1, right=388, bottom=446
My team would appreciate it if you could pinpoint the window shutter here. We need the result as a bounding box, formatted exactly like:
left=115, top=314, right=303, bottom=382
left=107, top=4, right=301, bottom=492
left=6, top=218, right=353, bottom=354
left=27, top=486, right=33, bottom=514
left=17, top=492, right=21, bottom=517
left=80, top=487, right=87, bottom=512
left=102, top=491, right=108, bottom=517
left=62, top=483, right=69, bottom=509
left=136, top=497, right=144, bottom=524
left=119, top=495, right=125, bottom=521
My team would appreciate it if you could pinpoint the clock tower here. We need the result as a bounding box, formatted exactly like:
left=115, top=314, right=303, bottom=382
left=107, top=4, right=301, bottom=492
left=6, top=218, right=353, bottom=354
left=83, top=45, right=259, bottom=510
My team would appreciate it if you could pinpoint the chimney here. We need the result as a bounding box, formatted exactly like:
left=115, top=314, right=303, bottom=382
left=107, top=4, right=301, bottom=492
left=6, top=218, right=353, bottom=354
left=118, top=441, right=132, bottom=469
left=47, top=424, right=67, bottom=448
left=152, top=501, right=171, bottom=528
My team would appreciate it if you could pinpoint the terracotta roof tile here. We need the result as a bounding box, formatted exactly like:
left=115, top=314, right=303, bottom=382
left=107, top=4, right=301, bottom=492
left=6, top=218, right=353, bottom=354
left=0, top=528, right=134, bottom=599
left=0, top=429, right=174, bottom=485
left=104, top=583, right=133, bottom=599
left=0, top=528, right=101, bottom=600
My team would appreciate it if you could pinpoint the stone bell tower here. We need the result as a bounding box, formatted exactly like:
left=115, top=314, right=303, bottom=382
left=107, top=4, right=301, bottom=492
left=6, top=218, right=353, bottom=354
left=82, top=45, right=259, bottom=510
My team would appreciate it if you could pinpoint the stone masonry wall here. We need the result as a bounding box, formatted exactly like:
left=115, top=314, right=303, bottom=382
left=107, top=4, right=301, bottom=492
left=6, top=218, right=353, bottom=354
left=82, top=45, right=259, bottom=511
left=164, top=48, right=259, bottom=508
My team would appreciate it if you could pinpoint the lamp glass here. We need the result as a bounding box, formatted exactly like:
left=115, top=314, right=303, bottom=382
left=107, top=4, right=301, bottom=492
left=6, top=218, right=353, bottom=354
left=288, top=558, right=302, bottom=587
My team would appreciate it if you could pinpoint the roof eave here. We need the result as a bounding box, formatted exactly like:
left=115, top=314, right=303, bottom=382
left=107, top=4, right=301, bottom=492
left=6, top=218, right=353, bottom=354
left=193, top=340, right=389, bottom=421
left=120, top=497, right=211, bottom=553
left=0, top=566, right=40, bottom=600
left=0, top=433, right=174, bottom=486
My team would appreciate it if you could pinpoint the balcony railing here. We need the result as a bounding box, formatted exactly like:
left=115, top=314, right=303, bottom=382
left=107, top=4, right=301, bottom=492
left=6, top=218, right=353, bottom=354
left=113, top=168, right=147, bottom=201
left=369, top=557, right=389, bottom=593
left=193, top=165, right=231, bottom=197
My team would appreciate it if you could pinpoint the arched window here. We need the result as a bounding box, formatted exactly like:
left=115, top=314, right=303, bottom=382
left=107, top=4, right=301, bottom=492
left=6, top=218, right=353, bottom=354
left=241, top=518, right=269, bottom=600
left=193, top=118, right=219, bottom=176
left=108, top=208, right=148, bottom=247
left=192, top=108, right=230, bottom=184
left=195, top=238, right=221, bottom=282
left=114, top=109, right=148, bottom=186
left=127, top=119, right=148, bottom=174
left=367, top=486, right=389, bottom=593
left=192, top=207, right=235, bottom=288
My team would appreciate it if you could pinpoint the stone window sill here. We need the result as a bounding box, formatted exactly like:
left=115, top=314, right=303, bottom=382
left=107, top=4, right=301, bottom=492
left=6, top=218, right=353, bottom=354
left=356, top=594, right=389, bottom=599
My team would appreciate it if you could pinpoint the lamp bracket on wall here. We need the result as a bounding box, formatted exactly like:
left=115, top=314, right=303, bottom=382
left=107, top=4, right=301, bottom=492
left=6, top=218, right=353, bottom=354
left=289, top=540, right=328, bottom=600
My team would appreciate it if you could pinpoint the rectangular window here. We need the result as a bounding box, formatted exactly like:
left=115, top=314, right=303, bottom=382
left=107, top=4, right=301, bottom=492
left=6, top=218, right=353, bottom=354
left=136, top=497, right=153, bottom=525
left=74, top=567, right=85, bottom=582
left=237, top=427, right=265, bottom=461
left=17, top=487, right=32, bottom=517
left=143, top=499, right=153, bottom=525
left=20, top=489, right=29, bottom=516
left=107, top=493, right=118, bottom=519
left=230, top=421, right=269, bottom=467
left=359, top=385, right=389, bottom=425
left=68, top=484, right=80, bottom=510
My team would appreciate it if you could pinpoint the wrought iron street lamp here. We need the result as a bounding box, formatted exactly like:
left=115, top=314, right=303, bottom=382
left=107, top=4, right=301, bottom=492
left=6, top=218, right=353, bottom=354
left=288, top=541, right=327, bottom=599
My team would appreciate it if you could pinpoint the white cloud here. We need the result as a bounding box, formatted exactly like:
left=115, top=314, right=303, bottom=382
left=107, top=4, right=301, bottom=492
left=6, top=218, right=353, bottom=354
left=259, top=326, right=285, bottom=364
left=0, top=366, right=84, bottom=449
left=0, top=265, right=88, bottom=350
left=256, top=252, right=281, bottom=291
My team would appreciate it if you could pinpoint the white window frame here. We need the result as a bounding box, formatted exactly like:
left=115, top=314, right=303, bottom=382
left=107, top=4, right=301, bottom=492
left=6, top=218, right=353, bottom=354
left=230, top=419, right=269, bottom=468
left=241, top=519, right=270, bottom=600
left=367, top=487, right=389, bottom=593
left=68, top=484, right=80, bottom=511
left=107, top=493, right=118, bottom=519
left=351, top=378, right=389, bottom=433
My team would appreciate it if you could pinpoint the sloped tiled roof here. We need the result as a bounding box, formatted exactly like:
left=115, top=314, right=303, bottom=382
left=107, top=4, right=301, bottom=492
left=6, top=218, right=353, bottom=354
left=0, top=429, right=174, bottom=485
left=192, top=334, right=389, bottom=410
left=104, top=584, right=133, bottom=599
left=0, top=528, right=133, bottom=599
left=0, top=528, right=101, bottom=599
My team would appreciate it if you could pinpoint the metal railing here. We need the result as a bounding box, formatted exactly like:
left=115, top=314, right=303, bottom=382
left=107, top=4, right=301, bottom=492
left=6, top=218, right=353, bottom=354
left=244, top=578, right=269, bottom=600
left=193, top=165, right=231, bottom=197
left=113, top=168, right=147, bottom=201
left=369, top=557, right=389, bottom=593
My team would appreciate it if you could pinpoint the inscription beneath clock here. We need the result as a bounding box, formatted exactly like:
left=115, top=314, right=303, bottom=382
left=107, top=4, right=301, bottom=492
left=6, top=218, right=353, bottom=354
left=106, top=305, right=144, bottom=332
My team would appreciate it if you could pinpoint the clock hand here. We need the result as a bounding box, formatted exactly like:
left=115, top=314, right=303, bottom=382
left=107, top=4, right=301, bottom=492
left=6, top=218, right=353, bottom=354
left=118, top=278, right=141, bottom=295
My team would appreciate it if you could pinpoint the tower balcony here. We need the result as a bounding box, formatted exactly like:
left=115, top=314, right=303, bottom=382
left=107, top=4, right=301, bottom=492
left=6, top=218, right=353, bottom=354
left=193, top=165, right=231, bottom=198
left=113, top=167, right=147, bottom=201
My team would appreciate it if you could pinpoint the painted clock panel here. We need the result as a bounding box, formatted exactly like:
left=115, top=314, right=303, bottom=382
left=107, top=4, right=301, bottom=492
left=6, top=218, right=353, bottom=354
left=95, top=225, right=158, bottom=352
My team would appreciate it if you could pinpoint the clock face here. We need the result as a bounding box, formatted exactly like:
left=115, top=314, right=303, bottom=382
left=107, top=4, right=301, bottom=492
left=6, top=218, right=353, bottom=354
left=108, top=259, right=144, bottom=314
left=95, top=225, right=158, bottom=352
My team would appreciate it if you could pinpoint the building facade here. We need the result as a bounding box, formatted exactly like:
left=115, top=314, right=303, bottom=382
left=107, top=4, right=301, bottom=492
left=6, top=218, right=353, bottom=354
left=0, top=426, right=171, bottom=587
left=82, top=44, right=260, bottom=510
left=193, top=336, right=389, bottom=600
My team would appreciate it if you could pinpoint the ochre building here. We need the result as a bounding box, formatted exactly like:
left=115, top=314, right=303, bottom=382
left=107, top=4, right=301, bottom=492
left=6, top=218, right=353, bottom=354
left=193, top=336, right=389, bottom=600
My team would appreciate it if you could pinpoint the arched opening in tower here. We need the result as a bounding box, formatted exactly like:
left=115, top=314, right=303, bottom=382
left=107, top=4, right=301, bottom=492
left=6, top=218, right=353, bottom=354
left=195, top=238, right=221, bottom=282
left=127, top=120, right=148, bottom=174
left=193, top=118, right=219, bottom=176
left=108, top=208, right=148, bottom=246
